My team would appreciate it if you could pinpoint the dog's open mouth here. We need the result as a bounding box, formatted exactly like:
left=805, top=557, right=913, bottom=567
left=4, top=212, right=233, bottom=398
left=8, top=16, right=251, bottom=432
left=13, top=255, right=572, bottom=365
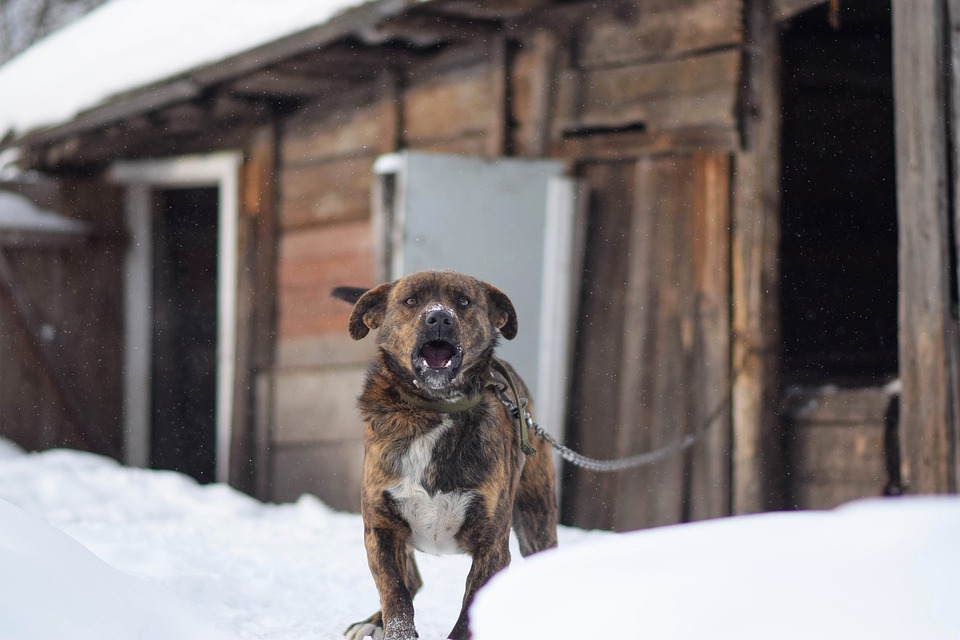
left=419, top=340, right=458, bottom=369
left=414, top=339, right=463, bottom=390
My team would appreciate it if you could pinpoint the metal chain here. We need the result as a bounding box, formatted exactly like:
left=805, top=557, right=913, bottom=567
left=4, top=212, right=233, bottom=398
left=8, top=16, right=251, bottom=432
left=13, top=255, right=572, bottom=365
left=528, top=416, right=700, bottom=472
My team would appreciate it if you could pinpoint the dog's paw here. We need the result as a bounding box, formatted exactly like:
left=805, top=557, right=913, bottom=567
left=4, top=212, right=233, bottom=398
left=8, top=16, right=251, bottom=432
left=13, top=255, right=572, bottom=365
left=344, top=620, right=384, bottom=640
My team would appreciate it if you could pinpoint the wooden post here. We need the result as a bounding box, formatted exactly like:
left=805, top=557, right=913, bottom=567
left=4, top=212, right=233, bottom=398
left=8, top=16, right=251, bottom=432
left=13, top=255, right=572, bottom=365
left=731, top=0, right=783, bottom=514
left=893, top=0, right=960, bottom=494
left=488, top=32, right=510, bottom=158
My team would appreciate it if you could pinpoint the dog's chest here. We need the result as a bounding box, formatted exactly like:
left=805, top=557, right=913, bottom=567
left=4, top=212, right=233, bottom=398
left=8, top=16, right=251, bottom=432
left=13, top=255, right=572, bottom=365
left=387, top=417, right=474, bottom=555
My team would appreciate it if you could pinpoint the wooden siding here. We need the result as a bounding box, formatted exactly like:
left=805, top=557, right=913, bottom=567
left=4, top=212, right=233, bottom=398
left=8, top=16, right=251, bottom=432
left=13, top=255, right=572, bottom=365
left=783, top=387, right=895, bottom=509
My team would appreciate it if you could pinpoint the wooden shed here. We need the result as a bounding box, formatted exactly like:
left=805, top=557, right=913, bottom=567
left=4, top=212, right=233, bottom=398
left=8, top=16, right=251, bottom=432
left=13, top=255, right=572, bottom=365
left=0, top=0, right=957, bottom=531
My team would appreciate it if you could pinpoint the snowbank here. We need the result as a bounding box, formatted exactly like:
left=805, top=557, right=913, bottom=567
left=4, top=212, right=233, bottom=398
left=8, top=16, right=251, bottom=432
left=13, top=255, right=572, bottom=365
left=0, top=443, right=599, bottom=639
left=472, top=497, right=960, bottom=639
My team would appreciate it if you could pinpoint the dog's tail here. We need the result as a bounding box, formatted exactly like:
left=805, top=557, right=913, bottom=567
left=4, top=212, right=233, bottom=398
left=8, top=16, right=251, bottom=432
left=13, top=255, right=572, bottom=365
left=330, top=286, right=368, bottom=305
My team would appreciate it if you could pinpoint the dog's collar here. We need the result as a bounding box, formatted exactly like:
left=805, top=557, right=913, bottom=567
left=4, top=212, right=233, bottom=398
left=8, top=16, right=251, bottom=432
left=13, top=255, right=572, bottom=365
left=397, top=389, right=484, bottom=414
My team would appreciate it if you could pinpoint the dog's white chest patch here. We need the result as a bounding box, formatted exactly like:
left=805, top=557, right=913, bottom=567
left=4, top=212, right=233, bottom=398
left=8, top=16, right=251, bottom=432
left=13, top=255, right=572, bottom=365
left=387, top=417, right=473, bottom=555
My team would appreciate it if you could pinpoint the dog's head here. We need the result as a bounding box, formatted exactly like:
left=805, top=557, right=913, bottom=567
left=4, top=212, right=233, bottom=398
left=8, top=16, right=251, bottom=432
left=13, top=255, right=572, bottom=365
left=343, top=271, right=517, bottom=394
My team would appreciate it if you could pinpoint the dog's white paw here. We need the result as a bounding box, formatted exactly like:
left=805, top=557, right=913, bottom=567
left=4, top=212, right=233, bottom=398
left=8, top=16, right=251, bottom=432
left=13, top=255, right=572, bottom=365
left=344, top=621, right=384, bottom=640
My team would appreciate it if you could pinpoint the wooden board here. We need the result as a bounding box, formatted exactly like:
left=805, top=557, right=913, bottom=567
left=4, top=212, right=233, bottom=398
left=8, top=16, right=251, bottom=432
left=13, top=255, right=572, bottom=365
left=578, top=0, right=743, bottom=68
left=403, top=61, right=494, bottom=145
left=272, top=367, right=367, bottom=444
left=282, top=99, right=385, bottom=167
left=278, top=155, right=375, bottom=230
left=564, top=49, right=740, bottom=134
left=562, top=153, right=731, bottom=531
left=731, top=0, right=783, bottom=514
left=892, top=0, right=960, bottom=493
left=271, top=440, right=364, bottom=511
left=277, top=220, right=374, bottom=339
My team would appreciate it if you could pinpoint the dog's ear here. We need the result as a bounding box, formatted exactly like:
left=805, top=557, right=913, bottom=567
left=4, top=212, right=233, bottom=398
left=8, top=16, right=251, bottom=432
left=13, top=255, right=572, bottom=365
left=331, top=286, right=369, bottom=305
left=348, top=283, right=392, bottom=340
left=482, top=282, right=518, bottom=340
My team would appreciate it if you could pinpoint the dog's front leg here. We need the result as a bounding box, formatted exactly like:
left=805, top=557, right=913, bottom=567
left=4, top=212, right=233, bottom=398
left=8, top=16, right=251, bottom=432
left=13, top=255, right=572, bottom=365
left=448, top=537, right=510, bottom=640
left=366, top=527, right=418, bottom=640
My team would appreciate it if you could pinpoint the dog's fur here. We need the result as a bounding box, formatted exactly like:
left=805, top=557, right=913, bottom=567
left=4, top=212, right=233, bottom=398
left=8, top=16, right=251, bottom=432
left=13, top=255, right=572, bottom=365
left=338, top=270, right=558, bottom=640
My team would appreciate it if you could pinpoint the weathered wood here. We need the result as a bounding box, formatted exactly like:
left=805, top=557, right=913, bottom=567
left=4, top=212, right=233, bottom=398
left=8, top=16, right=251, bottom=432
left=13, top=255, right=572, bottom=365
left=231, top=124, right=279, bottom=493
left=276, top=220, right=375, bottom=339
left=272, top=367, right=368, bottom=444
left=784, top=387, right=898, bottom=425
left=514, top=29, right=558, bottom=157
left=487, top=32, right=510, bottom=158
left=578, top=0, right=742, bottom=68
left=562, top=49, right=740, bottom=134
left=732, top=0, right=783, bottom=514
left=282, top=99, right=385, bottom=167
left=271, top=441, right=364, bottom=511
left=278, top=156, right=376, bottom=230
left=552, top=126, right=738, bottom=161
left=951, top=0, right=960, bottom=489
left=561, top=162, right=635, bottom=531
left=276, top=332, right=376, bottom=370
left=892, top=0, right=960, bottom=494
left=687, top=153, right=732, bottom=521
left=403, top=60, right=493, bottom=145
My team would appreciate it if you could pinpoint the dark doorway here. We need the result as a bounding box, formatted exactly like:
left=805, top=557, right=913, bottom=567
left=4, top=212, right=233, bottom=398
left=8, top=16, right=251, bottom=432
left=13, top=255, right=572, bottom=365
left=151, top=187, right=218, bottom=483
left=779, top=1, right=897, bottom=385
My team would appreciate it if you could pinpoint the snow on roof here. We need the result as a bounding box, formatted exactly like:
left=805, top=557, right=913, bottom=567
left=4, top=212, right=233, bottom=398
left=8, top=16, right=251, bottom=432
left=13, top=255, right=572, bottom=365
left=0, top=0, right=387, bottom=141
left=0, top=190, right=89, bottom=235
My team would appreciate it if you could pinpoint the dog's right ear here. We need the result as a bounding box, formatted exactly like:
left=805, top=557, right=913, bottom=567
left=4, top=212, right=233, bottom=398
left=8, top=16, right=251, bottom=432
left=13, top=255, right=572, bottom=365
left=348, top=283, right=393, bottom=340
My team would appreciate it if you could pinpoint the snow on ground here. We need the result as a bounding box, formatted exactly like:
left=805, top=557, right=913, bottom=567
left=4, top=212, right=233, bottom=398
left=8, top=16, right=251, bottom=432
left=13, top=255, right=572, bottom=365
left=473, top=495, right=960, bottom=640
left=2, top=439, right=958, bottom=640
left=0, top=0, right=381, bottom=139
left=0, top=440, right=599, bottom=639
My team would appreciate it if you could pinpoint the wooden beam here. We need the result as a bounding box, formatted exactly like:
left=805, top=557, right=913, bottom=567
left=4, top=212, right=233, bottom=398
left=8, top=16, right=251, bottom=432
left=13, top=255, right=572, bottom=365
left=731, top=0, right=784, bottom=514
left=893, top=0, right=960, bottom=494
left=487, top=32, right=510, bottom=157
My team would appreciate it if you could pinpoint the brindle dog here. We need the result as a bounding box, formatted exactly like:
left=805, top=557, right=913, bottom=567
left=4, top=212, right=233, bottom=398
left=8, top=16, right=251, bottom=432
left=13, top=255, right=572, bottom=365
left=337, top=270, right=558, bottom=640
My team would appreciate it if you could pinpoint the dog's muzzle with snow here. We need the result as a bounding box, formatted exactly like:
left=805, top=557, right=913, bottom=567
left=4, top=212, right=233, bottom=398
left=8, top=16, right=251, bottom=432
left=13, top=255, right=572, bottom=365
left=413, top=305, right=464, bottom=390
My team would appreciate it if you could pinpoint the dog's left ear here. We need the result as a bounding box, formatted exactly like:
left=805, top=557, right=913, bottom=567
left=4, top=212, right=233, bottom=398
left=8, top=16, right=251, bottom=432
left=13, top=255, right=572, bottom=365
left=483, top=282, right=518, bottom=340
left=348, top=283, right=392, bottom=340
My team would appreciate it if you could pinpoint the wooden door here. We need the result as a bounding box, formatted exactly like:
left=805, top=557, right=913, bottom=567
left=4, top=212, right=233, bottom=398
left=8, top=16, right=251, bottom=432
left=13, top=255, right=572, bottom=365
left=562, top=153, right=732, bottom=531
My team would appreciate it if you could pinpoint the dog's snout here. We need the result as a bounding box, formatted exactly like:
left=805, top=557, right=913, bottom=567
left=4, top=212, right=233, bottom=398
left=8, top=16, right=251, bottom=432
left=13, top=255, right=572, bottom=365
left=424, top=308, right=454, bottom=328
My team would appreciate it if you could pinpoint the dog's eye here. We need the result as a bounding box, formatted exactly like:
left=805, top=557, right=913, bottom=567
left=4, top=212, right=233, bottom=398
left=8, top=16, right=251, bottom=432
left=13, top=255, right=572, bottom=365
left=457, top=297, right=471, bottom=308
left=404, top=297, right=418, bottom=307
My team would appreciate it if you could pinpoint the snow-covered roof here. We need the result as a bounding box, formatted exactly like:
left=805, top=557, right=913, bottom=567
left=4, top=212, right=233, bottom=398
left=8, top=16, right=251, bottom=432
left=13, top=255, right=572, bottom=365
left=0, top=190, right=89, bottom=235
left=0, top=0, right=410, bottom=142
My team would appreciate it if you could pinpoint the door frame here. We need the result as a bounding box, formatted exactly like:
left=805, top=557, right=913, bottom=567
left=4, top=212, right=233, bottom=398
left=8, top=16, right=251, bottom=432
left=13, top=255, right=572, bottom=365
left=110, top=151, right=242, bottom=483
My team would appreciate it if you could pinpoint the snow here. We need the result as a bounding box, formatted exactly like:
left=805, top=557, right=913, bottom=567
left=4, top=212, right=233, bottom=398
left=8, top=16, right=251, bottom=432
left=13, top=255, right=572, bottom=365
left=0, top=190, right=89, bottom=234
left=0, top=441, right=599, bottom=639
left=0, top=0, right=384, bottom=140
left=472, top=497, right=960, bottom=640
left=1, top=439, right=957, bottom=639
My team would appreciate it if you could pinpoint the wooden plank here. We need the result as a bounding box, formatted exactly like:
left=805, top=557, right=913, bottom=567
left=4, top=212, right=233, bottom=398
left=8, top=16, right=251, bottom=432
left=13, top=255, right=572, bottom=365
left=278, top=156, right=375, bottom=230
left=276, top=332, right=376, bottom=370
left=784, top=387, right=897, bottom=425
left=271, top=441, right=364, bottom=510
left=578, top=0, right=743, bottom=68
left=487, top=32, right=510, bottom=158
left=560, top=162, right=635, bottom=531
left=282, top=100, right=385, bottom=167
left=277, top=220, right=375, bottom=340
left=272, top=367, right=368, bottom=444
left=231, top=124, right=279, bottom=493
left=892, top=0, right=960, bottom=494
left=568, top=50, right=741, bottom=134
left=552, top=126, right=738, bottom=162
left=403, top=62, right=494, bottom=145
left=514, top=29, right=558, bottom=157
left=687, top=153, right=732, bottom=521
left=731, top=0, right=784, bottom=514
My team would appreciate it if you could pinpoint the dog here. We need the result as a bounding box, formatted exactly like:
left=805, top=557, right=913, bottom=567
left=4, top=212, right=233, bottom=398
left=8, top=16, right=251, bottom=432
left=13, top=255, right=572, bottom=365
left=335, top=270, right=558, bottom=640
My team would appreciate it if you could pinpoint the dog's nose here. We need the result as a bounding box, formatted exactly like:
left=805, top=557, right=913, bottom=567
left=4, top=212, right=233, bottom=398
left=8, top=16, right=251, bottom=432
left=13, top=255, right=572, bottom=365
left=424, top=308, right=454, bottom=330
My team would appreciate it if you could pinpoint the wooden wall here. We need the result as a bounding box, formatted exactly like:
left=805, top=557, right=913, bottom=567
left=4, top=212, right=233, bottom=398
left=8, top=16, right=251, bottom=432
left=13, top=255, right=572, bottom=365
left=0, top=179, right=125, bottom=458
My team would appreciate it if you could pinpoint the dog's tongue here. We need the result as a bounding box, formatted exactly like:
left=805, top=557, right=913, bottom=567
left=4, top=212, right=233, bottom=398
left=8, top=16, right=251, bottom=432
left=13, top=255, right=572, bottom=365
left=422, top=341, right=455, bottom=368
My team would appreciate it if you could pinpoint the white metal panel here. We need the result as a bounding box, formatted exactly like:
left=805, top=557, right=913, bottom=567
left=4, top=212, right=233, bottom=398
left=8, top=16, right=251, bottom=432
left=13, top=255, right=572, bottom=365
left=373, top=152, right=580, bottom=443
